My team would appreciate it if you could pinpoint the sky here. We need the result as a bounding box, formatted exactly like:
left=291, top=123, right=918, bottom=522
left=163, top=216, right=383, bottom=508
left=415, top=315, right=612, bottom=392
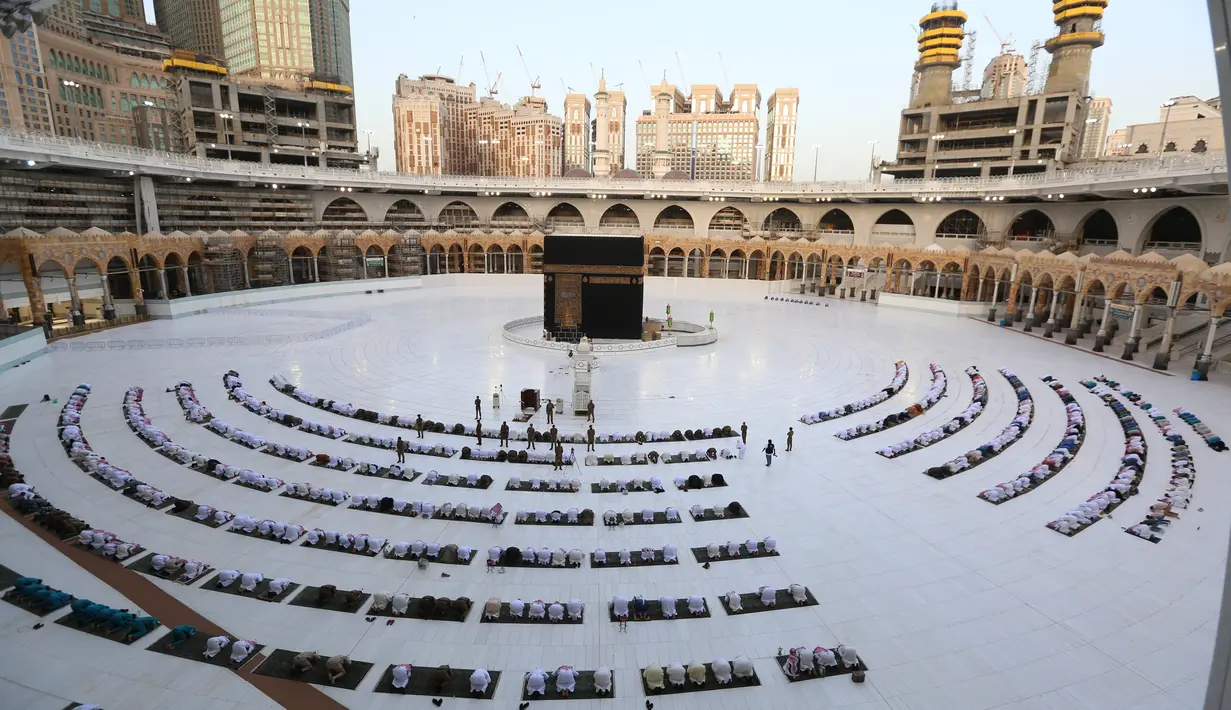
left=145, top=0, right=1220, bottom=181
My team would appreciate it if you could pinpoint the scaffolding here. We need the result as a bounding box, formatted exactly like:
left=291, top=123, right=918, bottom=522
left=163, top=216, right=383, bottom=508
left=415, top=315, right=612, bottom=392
left=204, top=237, right=246, bottom=293
left=250, top=234, right=290, bottom=288
left=264, top=85, right=279, bottom=146
left=318, top=233, right=362, bottom=281
left=388, top=232, right=425, bottom=277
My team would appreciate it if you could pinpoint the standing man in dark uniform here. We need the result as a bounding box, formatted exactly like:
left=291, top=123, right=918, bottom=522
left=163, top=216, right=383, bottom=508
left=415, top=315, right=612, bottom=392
left=550, top=425, right=558, bottom=447
left=415, top=414, right=424, bottom=439
left=786, top=427, right=794, bottom=453
left=740, top=422, right=748, bottom=444
left=475, top=420, right=482, bottom=446
left=553, top=443, right=564, bottom=471
left=587, top=400, right=595, bottom=423
left=474, top=396, right=482, bottom=421
left=546, top=400, right=554, bottom=425
left=526, top=424, right=537, bottom=450
left=396, top=437, right=406, bottom=464
left=499, top=421, right=509, bottom=448
left=587, top=425, right=596, bottom=452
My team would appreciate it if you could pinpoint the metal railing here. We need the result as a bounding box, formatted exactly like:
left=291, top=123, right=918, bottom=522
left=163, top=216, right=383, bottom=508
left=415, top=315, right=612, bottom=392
left=0, top=129, right=1225, bottom=198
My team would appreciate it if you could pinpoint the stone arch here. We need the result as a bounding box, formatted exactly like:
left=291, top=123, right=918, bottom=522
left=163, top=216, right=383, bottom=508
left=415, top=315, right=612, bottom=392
left=105, top=255, right=135, bottom=300
left=818, top=208, right=854, bottom=233
left=728, top=249, right=747, bottom=279
left=427, top=244, right=446, bottom=274
left=1139, top=205, right=1203, bottom=253
left=365, top=244, right=386, bottom=277
left=768, top=250, right=786, bottom=280
left=185, top=250, right=207, bottom=294
left=666, top=247, right=687, bottom=277
left=763, top=207, right=802, bottom=234
left=648, top=246, right=668, bottom=277
left=486, top=243, right=506, bottom=273
left=1006, top=209, right=1056, bottom=242
left=1075, top=208, right=1119, bottom=247
left=686, top=248, right=704, bottom=277
left=507, top=244, right=525, bottom=274
left=936, top=209, right=986, bottom=239
left=787, top=252, right=804, bottom=279
left=467, top=243, right=486, bottom=273
left=708, top=205, right=747, bottom=233
left=384, top=199, right=425, bottom=226
left=439, top=200, right=480, bottom=228
left=708, top=248, right=727, bottom=278
left=964, top=264, right=982, bottom=299
left=599, top=203, right=640, bottom=230
left=805, top=252, right=823, bottom=280
left=290, top=245, right=314, bottom=283
left=545, top=202, right=585, bottom=230
left=528, top=243, right=543, bottom=273
left=654, top=205, right=695, bottom=231
left=875, top=209, right=914, bottom=226
left=748, top=249, right=767, bottom=279
left=491, top=201, right=531, bottom=227
left=322, top=197, right=371, bottom=225
left=162, top=252, right=188, bottom=297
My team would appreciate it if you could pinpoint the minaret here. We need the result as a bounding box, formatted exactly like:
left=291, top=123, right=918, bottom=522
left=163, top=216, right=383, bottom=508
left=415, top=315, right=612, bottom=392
left=910, top=2, right=967, bottom=109
left=1043, top=0, right=1107, bottom=95
left=593, top=73, right=611, bottom=176
left=651, top=73, right=673, bottom=179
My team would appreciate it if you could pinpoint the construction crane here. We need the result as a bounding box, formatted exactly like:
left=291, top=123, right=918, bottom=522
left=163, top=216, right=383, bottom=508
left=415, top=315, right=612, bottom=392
left=457, top=55, right=463, bottom=83
left=674, top=52, right=688, bottom=87
left=718, top=52, right=730, bottom=87
left=516, top=45, right=541, bottom=96
left=479, top=51, right=499, bottom=98
left=961, top=30, right=977, bottom=91
left=983, top=14, right=1015, bottom=54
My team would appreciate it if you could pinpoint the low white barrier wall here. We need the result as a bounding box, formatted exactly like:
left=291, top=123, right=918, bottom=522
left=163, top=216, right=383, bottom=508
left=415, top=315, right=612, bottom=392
left=144, top=276, right=422, bottom=318
left=0, top=328, right=48, bottom=372
left=876, top=292, right=989, bottom=317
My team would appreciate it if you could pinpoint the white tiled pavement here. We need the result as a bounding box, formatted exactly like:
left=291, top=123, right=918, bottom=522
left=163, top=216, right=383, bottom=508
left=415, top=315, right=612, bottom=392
left=0, top=275, right=1227, bottom=710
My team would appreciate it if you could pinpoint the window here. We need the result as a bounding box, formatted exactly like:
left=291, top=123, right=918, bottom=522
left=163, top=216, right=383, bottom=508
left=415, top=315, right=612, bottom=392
left=130, top=73, right=139, bottom=87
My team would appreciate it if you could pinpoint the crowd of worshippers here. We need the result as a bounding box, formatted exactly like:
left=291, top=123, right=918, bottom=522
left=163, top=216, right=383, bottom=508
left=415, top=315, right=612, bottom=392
left=189, top=504, right=234, bottom=526
left=723, top=584, right=810, bottom=611
left=1047, top=383, right=1144, bottom=534
left=358, top=499, right=506, bottom=521
left=369, top=593, right=471, bottom=618
left=979, top=377, right=1082, bottom=503
left=613, top=594, right=706, bottom=619
left=213, top=570, right=294, bottom=598
left=385, top=664, right=493, bottom=697
left=236, top=469, right=284, bottom=491
left=782, top=645, right=861, bottom=678
left=64, top=597, right=159, bottom=642
left=931, top=369, right=1032, bottom=478
left=284, top=482, right=350, bottom=504
left=588, top=544, right=678, bottom=565
left=484, top=598, right=585, bottom=621
left=75, top=530, right=141, bottom=561
left=704, top=537, right=778, bottom=558
left=519, top=508, right=594, bottom=524
left=596, top=473, right=726, bottom=492
left=427, top=470, right=495, bottom=487
left=800, top=360, right=908, bottom=424
left=525, top=666, right=595, bottom=697
left=300, top=528, right=386, bottom=552
left=8, top=577, right=74, bottom=614
left=879, top=368, right=987, bottom=458
left=205, top=418, right=314, bottom=461
left=173, top=382, right=212, bottom=422
left=835, top=363, right=946, bottom=440
left=690, top=502, right=744, bottom=519
left=486, top=546, right=587, bottom=567
left=165, top=628, right=258, bottom=665
left=1174, top=407, right=1227, bottom=451
left=643, top=657, right=756, bottom=689
left=289, top=651, right=355, bottom=685
left=229, top=515, right=306, bottom=543
left=125, top=387, right=214, bottom=472
left=388, top=540, right=474, bottom=561
left=506, top=474, right=580, bottom=491
left=7, top=483, right=90, bottom=539
left=317, top=455, right=411, bottom=479
left=147, top=554, right=210, bottom=583
left=603, top=507, right=680, bottom=525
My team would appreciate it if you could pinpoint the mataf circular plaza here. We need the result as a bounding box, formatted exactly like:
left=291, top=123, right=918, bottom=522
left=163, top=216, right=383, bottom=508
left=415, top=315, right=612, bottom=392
left=1, top=135, right=1231, bottom=710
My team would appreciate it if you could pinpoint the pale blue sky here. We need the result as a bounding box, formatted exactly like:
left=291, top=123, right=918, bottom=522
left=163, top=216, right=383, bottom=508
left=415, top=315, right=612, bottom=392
left=146, top=0, right=1220, bottom=180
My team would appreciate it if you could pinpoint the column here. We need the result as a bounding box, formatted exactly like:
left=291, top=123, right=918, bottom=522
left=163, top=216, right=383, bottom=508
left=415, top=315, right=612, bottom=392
left=1122, top=303, right=1144, bottom=360
left=988, top=280, right=1002, bottom=322
left=1094, top=297, right=1114, bottom=352
left=157, top=268, right=168, bottom=300
left=20, top=264, right=45, bottom=326
left=101, top=273, right=115, bottom=320
left=1023, top=287, right=1039, bottom=332
left=128, top=263, right=146, bottom=314
left=242, top=261, right=251, bottom=289
left=1065, top=292, right=1084, bottom=345
left=288, top=256, right=295, bottom=284
left=1043, top=289, right=1061, bottom=339
left=699, top=255, right=710, bottom=278
left=312, top=256, right=320, bottom=282
left=182, top=266, right=191, bottom=297
left=1195, top=315, right=1220, bottom=380
left=724, top=258, right=730, bottom=279
left=932, top=272, right=941, bottom=299
left=976, top=278, right=985, bottom=303
left=1153, top=307, right=1178, bottom=370
left=384, top=257, right=389, bottom=278
left=361, top=257, right=368, bottom=280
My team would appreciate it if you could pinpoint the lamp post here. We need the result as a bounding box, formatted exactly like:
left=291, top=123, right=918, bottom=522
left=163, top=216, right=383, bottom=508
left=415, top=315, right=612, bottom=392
left=755, top=143, right=765, bottom=182
left=218, top=112, right=234, bottom=159
left=812, top=144, right=822, bottom=182
left=928, top=134, right=945, bottom=179
left=296, top=120, right=310, bottom=166
left=1007, top=128, right=1020, bottom=175
left=1158, top=99, right=1177, bottom=164
left=361, top=129, right=373, bottom=154
left=869, top=139, right=879, bottom=182
left=61, top=80, right=82, bottom=139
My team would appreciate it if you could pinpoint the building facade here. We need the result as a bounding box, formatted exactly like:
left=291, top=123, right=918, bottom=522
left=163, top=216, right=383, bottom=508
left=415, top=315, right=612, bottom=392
left=764, top=88, right=799, bottom=182
left=591, top=76, right=627, bottom=176
left=219, top=0, right=315, bottom=81
left=981, top=53, right=1028, bottom=100
left=307, top=0, right=352, bottom=85
left=1079, top=96, right=1112, bottom=159
left=635, top=81, right=762, bottom=181
left=0, top=25, right=53, bottom=135
left=1113, top=96, right=1223, bottom=156
left=152, top=0, right=226, bottom=61
left=563, top=92, right=591, bottom=173
left=392, top=73, right=477, bottom=175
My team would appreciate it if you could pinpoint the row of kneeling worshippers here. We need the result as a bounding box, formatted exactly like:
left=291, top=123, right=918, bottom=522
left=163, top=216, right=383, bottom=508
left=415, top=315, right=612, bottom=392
left=1174, top=407, right=1227, bottom=451
left=486, top=546, right=585, bottom=566
left=386, top=664, right=494, bottom=696
left=782, top=645, right=861, bottom=677
left=174, top=382, right=211, bottom=422
left=724, top=585, right=810, bottom=611
left=230, top=515, right=305, bottom=542
left=1048, top=383, right=1140, bottom=534
left=596, top=473, right=726, bottom=492
left=147, top=554, right=210, bottom=582
left=76, top=530, right=142, bottom=560
left=644, top=658, right=756, bottom=688
left=389, top=540, right=474, bottom=560
left=371, top=594, right=472, bottom=617
left=507, top=474, right=579, bottom=490
left=300, top=529, right=386, bottom=552
left=520, top=508, right=593, bottom=523
left=878, top=368, right=985, bottom=458
left=426, top=470, right=493, bottom=486
left=704, top=538, right=777, bottom=557
left=213, top=570, right=294, bottom=596
left=835, top=366, right=946, bottom=440
left=931, top=369, right=1032, bottom=477
left=525, top=666, right=603, bottom=696
left=64, top=598, right=159, bottom=641
left=352, top=499, right=504, bottom=520
left=980, top=380, right=1081, bottom=503
left=602, top=508, right=680, bottom=524
left=801, top=360, right=909, bottom=424
left=483, top=598, right=585, bottom=620
left=613, top=594, right=708, bottom=619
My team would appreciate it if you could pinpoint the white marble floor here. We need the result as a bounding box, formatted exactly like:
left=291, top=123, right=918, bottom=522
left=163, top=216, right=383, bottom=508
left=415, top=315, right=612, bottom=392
left=1, top=274, right=1228, bottom=710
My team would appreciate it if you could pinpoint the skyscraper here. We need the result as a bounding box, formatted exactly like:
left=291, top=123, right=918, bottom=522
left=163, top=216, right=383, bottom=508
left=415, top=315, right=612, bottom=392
left=981, top=53, right=1028, bottom=99
left=308, top=0, right=352, bottom=85
left=563, top=92, right=592, bottom=173
left=635, top=80, right=762, bottom=181
left=764, top=88, right=799, bottom=182
left=1080, top=97, right=1112, bottom=159
left=392, top=73, right=476, bottom=175
left=219, top=0, right=315, bottom=81
left=152, top=0, right=226, bottom=61
left=79, top=0, right=146, bottom=24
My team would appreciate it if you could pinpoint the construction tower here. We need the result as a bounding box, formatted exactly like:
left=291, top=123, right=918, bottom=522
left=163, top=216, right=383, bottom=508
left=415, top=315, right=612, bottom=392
left=911, top=2, right=968, bottom=109
left=1043, top=0, right=1107, bottom=95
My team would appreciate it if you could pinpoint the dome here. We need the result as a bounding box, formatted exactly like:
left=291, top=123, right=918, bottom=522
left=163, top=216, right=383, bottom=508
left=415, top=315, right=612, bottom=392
left=948, top=244, right=972, bottom=254
left=1136, top=251, right=1168, bottom=263
left=1169, top=253, right=1209, bottom=273
left=922, top=243, right=946, bottom=253
left=1103, top=249, right=1134, bottom=261
left=980, top=246, right=1000, bottom=254
left=1054, top=251, right=1081, bottom=264
left=614, top=168, right=640, bottom=180
left=563, top=168, right=592, bottom=178
left=662, top=170, right=690, bottom=181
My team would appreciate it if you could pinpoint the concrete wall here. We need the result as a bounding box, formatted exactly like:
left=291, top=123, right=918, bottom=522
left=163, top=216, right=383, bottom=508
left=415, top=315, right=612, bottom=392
left=144, top=276, right=422, bottom=319
left=877, top=292, right=989, bottom=317
left=0, top=329, right=48, bottom=372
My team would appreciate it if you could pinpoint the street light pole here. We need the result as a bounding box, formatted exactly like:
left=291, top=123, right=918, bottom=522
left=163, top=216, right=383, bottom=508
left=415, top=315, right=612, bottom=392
left=1158, top=99, right=1177, bottom=164
left=812, top=144, right=822, bottom=182
left=296, top=120, right=309, bottom=166
left=868, top=140, right=879, bottom=182
left=219, top=112, right=234, bottom=159
left=928, top=134, right=944, bottom=179
left=1008, top=128, right=1019, bottom=175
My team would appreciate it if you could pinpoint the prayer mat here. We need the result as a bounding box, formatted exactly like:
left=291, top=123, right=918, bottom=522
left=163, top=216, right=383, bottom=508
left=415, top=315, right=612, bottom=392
left=368, top=597, right=472, bottom=622
left=278, top=491, right=343, bottom=507
left=371, top=664, right=501, bottom=699
left=521, top=670, right=611, bottom=700
left=499, top=555, right=583, bottom=570
left=430, top=510, right=507, bottom=525
left=515, top=514, right=592, bottom=527
left=608, top=597, right=709, bottom=622
left=55, top=613, right=160, bottom=645
left=167, top=505, right=228, bottom=528
left=506, top=480, right=578, bottom=493
left=0, top=564, right=20, bottom=590
left=593, top=549, right=678, bottom=568
left=226, top=528, right=284, bottom=544
left=773, top=652, right=866, bottom=682
left=252, top=649, right=373, bottom=691
left=640, top=663, right=759, bottom=696
left=148, top=633, right=265, bottom=670
left=382, top=547, right=475, bottom=566
left=689, top=506, right=749, bottom=522
left=690, top=542, right=777, bottom=563
left=719, top=587, right=818, bottom=615
left=604, top=511, right=681, bottom=526
left=479, top=601, right=584, bottom=624
left=424, top=477, right=492, bottom=489
left=201, top=572, right=298, bottom=603
left=309, top=459, right=357, bottom=473
left=119, top=487, right=174, bottom=511
left=288, top=586, right=370, bottom=614
left=126, top=553, right=211, bottom=585
left=2, top=587, right=72, bottom=616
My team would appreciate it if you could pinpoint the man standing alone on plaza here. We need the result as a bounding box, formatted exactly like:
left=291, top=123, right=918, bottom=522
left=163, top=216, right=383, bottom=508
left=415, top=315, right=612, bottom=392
left=587, top=425, right=596, bottom=452
left=546, top=400, right=555, bottom=425
left=587, top=399, right=595, bottom=423
left=763, top=439, right=777, bottom=467
left=474, top=396, right=482, bottom=421
left=786, top=427, right=794, bottom=453
left=741, top=422, right=748, bottom=444
left=396, top=437, right=406, bottom=464
left=526, top=424, right=536, bottom=450
left=500, top=421, right=510, bottom=448
left=553, top=443, right=564, bottom=470
left=415, top=414, right=425, bottom=439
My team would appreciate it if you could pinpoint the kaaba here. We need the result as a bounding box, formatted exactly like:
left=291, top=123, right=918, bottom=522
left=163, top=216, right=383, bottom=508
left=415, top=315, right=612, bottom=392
left=542, top=234, right=645, bottom=342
